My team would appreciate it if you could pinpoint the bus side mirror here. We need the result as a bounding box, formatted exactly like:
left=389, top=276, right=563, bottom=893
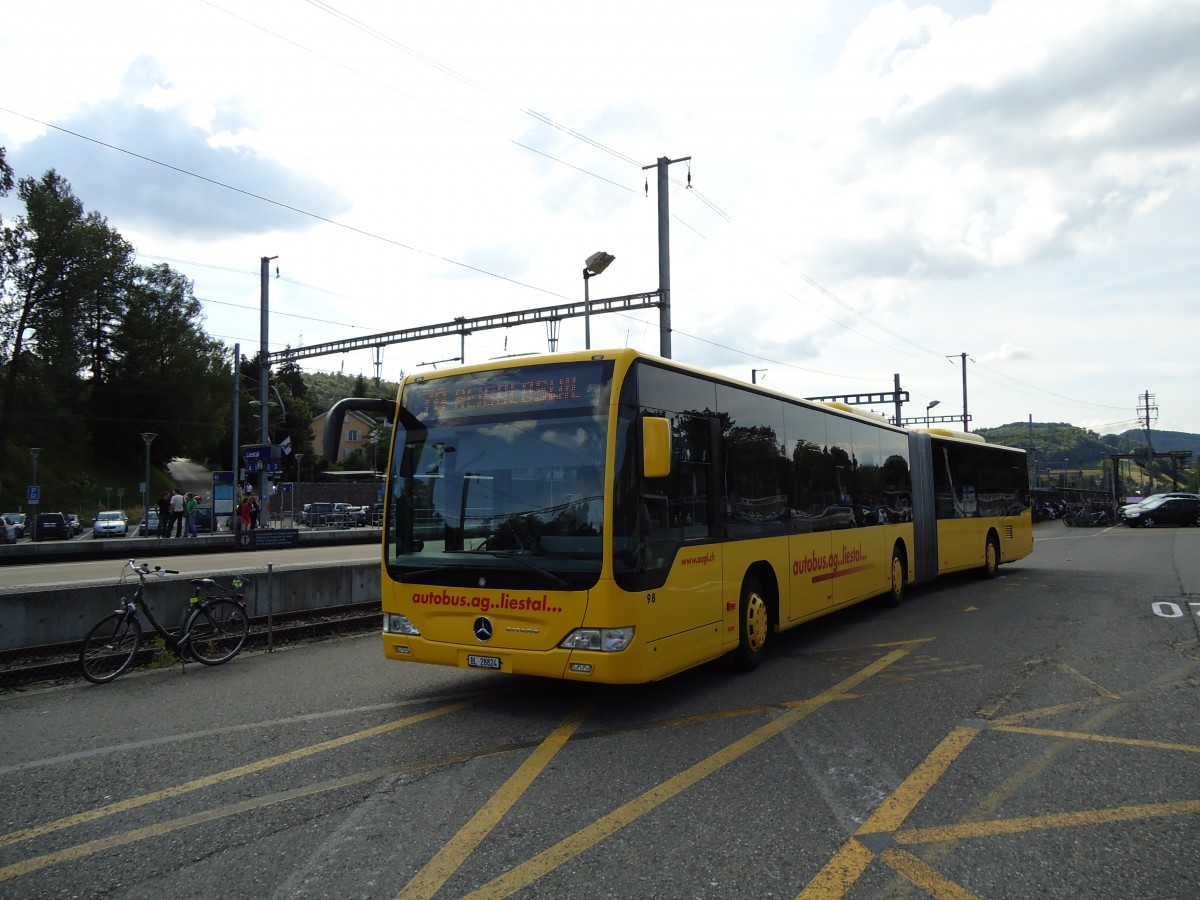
left=642, top=417, right=671, bottom=479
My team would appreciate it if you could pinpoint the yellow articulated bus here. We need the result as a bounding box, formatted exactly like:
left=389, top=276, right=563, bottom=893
left=326, top=348, right=1032, bottom=684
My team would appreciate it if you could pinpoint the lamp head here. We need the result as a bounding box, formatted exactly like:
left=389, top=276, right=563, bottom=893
left=584, top=251, right=615, bottom=276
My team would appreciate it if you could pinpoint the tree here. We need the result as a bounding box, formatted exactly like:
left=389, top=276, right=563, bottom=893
left=92, top=264, right=230, bottom=465
left=0, top=170, right=135, bottom=457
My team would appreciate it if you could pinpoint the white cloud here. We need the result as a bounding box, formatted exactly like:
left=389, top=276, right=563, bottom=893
left=2, top=0, right=1199, bottom=434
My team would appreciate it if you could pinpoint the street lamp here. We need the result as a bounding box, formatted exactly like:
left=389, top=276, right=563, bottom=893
left=248, top=385, right=288, bottom=440
left=925, top=400, right=941, bottom=425
left=583, top=251, right=615, bottom=350
left=140, top=433, right=156, bottom=526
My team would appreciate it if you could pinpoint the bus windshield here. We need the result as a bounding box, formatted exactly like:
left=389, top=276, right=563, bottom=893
left=386, top=360, right=614, bottom=590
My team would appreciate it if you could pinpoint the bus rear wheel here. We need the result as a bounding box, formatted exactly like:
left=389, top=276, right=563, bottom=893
left=733, top=577, right=769, bottom=671
left=982, top=535, right=1000, bottom=578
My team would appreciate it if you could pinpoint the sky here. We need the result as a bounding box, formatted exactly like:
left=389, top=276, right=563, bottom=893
left=2, top=0, right=1199, bottom=438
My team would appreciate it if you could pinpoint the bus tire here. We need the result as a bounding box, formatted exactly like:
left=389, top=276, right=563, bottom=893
left=733, top=577, right=769, bottom=671
left=887, top=546, right=907, bottom=607
left=982, top=533, right=1000, bottom=578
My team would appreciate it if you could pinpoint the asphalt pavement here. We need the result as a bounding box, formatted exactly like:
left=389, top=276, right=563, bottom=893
left=1, top=520, right=1198, bottom=897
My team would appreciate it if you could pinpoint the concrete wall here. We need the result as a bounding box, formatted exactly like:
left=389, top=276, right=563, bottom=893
left=0, top=563, right=380, bottom=651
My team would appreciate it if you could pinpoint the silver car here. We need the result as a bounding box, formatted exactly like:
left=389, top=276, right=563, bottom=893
left=1, top=513, right=26, bottom=539
left=92, top=510, right=128, bottom=538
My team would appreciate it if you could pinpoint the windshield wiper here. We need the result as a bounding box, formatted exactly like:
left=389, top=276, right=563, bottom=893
left=399, top=553, right=569, bottom=590
left=396, top=565, right=468, bottom=583
left=483, top=551, right=569, bottom=589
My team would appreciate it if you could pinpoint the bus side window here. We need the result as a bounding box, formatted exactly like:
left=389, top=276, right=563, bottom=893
left=642, top=494, right=673, bottom=567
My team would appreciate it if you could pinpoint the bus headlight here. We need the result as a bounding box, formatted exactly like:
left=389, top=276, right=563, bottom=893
left=559, top=627, right=634, bottom=652
left=384, top=614, right=420, bottom=636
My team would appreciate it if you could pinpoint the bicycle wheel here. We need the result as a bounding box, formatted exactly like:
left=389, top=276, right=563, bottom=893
left=80, top=613, right=143, bottom=684
left=186, top=599, right=249, bottom=665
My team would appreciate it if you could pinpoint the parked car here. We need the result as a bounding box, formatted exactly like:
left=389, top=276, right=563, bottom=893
left=139, top=510, right=161, bottom=536
left=0, top=516, right=17, bottom=544
left=307, top=502, right=335, bottom=526
left=1122, top=495, right=1200, bottom=528
left=35, top=511, right=73, bottom=541
left=1, top=513, right=26, bottom=539
left=298, top=503, right=311, bottom=526
left=67, top=513, right=83, bottom=535
left=93, top=510, right=128, bottom=538
left=1119, top=492, right=1200, bottom=520
left=194, top=505, right=215, bottom=533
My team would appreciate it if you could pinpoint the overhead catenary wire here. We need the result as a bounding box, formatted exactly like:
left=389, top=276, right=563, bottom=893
left=0, top=4, right=1138, bottom=421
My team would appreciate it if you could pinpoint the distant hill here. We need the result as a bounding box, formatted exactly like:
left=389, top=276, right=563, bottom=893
left=973, top=423, right=1199, bottom=467
left=303, top=372, right=401, bottom=417
left=1112, top=429, right=1200, bottom=456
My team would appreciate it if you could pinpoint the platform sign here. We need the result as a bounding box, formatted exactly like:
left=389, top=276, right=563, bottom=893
left=234, top=528, right=299, bottom=550
left=212, top=471, right=236, bottom=521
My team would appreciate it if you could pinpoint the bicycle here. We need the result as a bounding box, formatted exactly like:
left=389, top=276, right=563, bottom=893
left=79, top=560, right=251, bottom=684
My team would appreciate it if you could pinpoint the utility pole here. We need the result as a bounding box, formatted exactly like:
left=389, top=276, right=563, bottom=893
left=643, top=155, right=690, bottom=360
left=950, top=352, right=969, bottom=432
left=232, top=343, right=241, bottom=489
left=1137, top=390, right=1158, bottom=494
left=260, top=256, right=277, bottom=511
left=1027, top=414, right=1037, bottom=489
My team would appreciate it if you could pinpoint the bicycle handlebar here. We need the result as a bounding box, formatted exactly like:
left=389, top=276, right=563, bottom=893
left=125, top=560, right=180, bottom=578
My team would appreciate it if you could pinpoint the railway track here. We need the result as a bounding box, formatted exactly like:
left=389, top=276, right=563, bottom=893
left=0, top=602, right=382, bottom=690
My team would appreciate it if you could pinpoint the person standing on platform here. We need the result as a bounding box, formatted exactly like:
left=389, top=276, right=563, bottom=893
left=169, top=488, right=186, bottom=538
left=157, top=492, right=172, bottom=538
left=185, top=493, right=199, bottom=538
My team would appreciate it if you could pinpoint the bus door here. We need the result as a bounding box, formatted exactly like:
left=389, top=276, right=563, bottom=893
left=635, top=414, right=722, bottom=647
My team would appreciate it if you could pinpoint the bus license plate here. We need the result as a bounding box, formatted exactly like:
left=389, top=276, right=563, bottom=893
left=467, top=655, right=501, bottom=670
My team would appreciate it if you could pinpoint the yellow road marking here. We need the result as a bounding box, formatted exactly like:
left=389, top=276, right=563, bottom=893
left=1054, top=662, right=1122, bottom=700
left=896, top=799, right=1200, bottom=845
left=995, top=724, right=1200, bottom=754
left=799, top=726, right=979, bottom=899
left=797, top=838, right=875, bottom=898
left=461, top=648, right=912, bottom=899
left=879, top=847, right=979, bottom=899
left=858, top=726, right=979, bottom=833
left=800, top=683, right=1200, bottom=900
left=0, top=695, right=492, bottom=850
left=0, top=766, right=395, bottom=883
left=990, top=695, right=1115, bottom=725
left=396, top=702, right=593, bottom=900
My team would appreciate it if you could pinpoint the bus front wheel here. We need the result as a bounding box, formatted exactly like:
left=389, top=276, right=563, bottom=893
left=982, top=535, right=1000, bottom=578
left=887, top=548, right=906, bottom=607
left=733, top=577, right=769, bottom=671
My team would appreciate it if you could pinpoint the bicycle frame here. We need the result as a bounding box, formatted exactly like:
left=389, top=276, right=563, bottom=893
left=81, top=561, right=251, bottom=684
left=118, top=563, right=249, bottom=658
left=112, top=563, right=184, bottom=649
